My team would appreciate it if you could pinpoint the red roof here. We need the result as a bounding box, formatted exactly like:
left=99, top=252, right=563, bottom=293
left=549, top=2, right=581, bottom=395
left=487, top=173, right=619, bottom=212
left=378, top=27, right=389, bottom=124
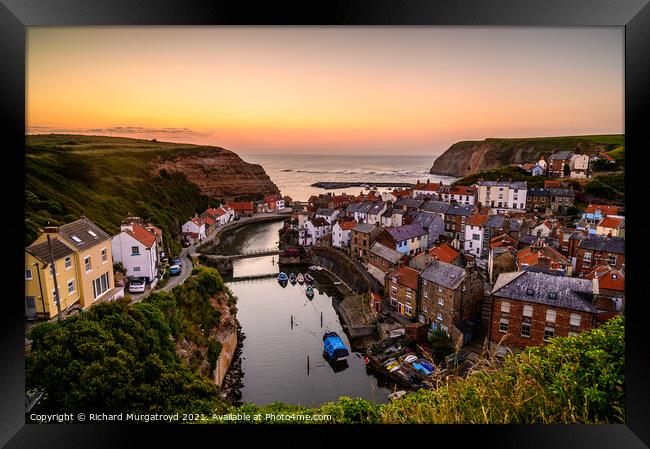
left=450, top=185, right=475, bottom=196
left=428, top=243, right=460, bottom=264
left=544, top=180, right=562, bottom=188
left=337, top=220, right=358, bottom=231
left=597, top=216, right=624, bottom=229
left=490, top=233, right=517, bottom=249
left=415, top=181, right=441, bottom=192
left=390, top=265, right=420, bottom=290
left=203, top=216, right=216, bottom=226
left=126, top=223, right=157, bottom=248
left=226, top=201, right=254, bottom=211
left=146, top=223, right=163, bottom=237
left=517, top=245, right=569, bottom=268
left=191, top=217, right=205, bottom=227
left=585, top=204, right=621, bottom=215
left=585, top=265, right=625, bottom=291
left=466, top=213, right=488, bottom=227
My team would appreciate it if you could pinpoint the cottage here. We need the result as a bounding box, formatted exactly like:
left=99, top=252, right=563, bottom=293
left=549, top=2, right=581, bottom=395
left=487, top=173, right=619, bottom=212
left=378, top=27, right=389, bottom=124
left=410, top=212, right=445, bottom=248
left=595, top=215, right=625, bottom=238
left=463, top=213, right=489, bottom=258
left=584, top=265, right=624, bottom=313
left=315, top=207, right=340, bottom=224
left=526, top=188, right=575, bottom=214
left=225, top=201, right=255, bottom=217
left=412, top=179, right=441, bottom=198
left=368, top=241, right=406, bottom=283
left=111, top=221, right=159, bottom=282
left=331, top=219, right=357, bottom=249
left=367, top=201, right=388, bottom=225
left=546, top=151, right=574, bottom=178
left=350, top=223, right=382, bottom=262
left=264, top=194, right=285, bottom=212
left=181, top=217, right=206, bottom=244
left=582, top=204, right=622, bottom=226
left=477, top=181, right=527, bottom=211
left=299, top=217, right=331, bottom=247
left=443, top=203, right=474, bottom=245
left=575, top=234, right=625, bottom=275
left=489, top=271, right=597, bottom=348
left=387, top=265, right=421, bottom=318
left=376, top=223, right=428, bottom=256
left=516, top=243, right=572, bottom=276
left=569, top=154, right=590, bottom=178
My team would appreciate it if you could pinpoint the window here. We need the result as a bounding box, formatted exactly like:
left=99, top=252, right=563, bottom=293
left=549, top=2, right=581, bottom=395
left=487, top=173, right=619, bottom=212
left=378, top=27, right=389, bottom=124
left=438, top=297, right=444, bottom=306
left=70, top=235, right=82, bottom=243
left=473, top=234, right=480, bottom=241
left=131, top=246, right=140, bottom=256
left=391, top=297, right=397, bottom=307
left=570, top=313, right=581, bottom=327
left=544, top=326, right=555, bottom=342
left=87, top=230, right=98, bottom=238
left=134, top=267, right=141, bottom=272
left=67, top=279, right=75, bottom=294
left=546, top=309, right=557, bottom=323
left=499, top=318, right=509, bottom=333
left=423, top=280, right=428, bottom=287
left=436, top=312, right=443, bottom=321
left=523, top=305, right=533, bottom=317
left=423, top=290, right=428, bottom=299
left=440, top=325, right=449, bottom=336
left=526, top=288, right=535, bottom=296
left=438, top=286, right=443, bottom=293
left=25, top=269, right=33, bottom=280
left=64, top=256, right=72, bottom=269
left=84, top=256, right=91, bottom=271
left=562, top=246, right=569, bottom=252
left=501, top=301, right=511, bottom=313
left=405, top=305, right=412, bottom=316
left=608, top=255, right=617, bottom=266
left=521, top=323, right=531, bottom=337
left=101, top=248, right=107, bottom=262
left=92, top=272, right=110, bottom=299
left=422, top=304, right=428, bottom=313
left=548, top=292, right=557, bottom=300
left=583, top=251, right=592, bottom=262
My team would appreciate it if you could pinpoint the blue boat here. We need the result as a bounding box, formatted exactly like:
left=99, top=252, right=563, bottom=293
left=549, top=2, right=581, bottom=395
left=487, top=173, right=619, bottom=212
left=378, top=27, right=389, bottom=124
left=322, top=332, right=349, bottom=362
left=277, top=272, right=288, bottom=282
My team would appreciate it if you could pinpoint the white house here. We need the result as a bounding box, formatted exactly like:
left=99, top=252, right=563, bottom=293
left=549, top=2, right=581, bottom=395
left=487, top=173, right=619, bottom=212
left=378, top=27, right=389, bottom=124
left=477, top=181, right=528, bottom=211
left=531, top=220, right=554, bottom=238
left=367, top=201, right=388, bottom=225
left=299, top=217, right=331, bottom=246
left=332, top=220, right=357, bottom=248
left=353, top=201, right=373, bottom=223
left=570, top=154, right=590, bottom=178
left=315, top=208, right=340, bottom=225
left=181, top=217, right=206, bottom=244
left=463, top=213, right=488, bottom=258
left=111, top=223, right=159, bottom=282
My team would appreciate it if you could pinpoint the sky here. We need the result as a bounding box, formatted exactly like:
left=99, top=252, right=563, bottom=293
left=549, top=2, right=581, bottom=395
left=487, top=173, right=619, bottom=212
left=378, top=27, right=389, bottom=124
left=26, top=27, right=624, bottom=155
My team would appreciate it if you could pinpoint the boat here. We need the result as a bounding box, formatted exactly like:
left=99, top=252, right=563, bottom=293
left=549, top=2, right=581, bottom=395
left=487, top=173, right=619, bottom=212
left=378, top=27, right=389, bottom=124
left=305, top=286, right=314, bottom=299
left=289, top=273, right=297, bottom=284
left=322, top=332, right=349, bottom=362
left=277, top=272, right=288, bottom=282
left=297, top=273, right=305, bottom=284
left=333, top=280, right=342, bottom=286
left=304, top=273, right=315, bottom=284
left=309, top=266, right=319, bottom=271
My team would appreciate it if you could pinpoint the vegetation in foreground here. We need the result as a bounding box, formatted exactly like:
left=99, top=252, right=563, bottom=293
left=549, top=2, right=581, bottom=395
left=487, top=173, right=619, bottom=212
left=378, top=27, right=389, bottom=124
left=221, top=317, right=624, bottom=424
left=26, top=267, right=235, bottom=416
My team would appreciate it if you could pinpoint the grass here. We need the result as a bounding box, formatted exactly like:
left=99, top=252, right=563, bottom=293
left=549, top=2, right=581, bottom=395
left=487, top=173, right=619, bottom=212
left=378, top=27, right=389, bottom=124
left=216, top=317, right=624, bottom=424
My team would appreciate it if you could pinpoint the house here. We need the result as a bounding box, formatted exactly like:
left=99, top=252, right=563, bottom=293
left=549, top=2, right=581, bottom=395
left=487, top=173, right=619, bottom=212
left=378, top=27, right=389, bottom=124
left=352, top=200, right=374, bottom=223
left=516, top=243, right=572, bottom=276
left=332, top=219, right=357, bottom=249
left=315, top=207, right=340, bottom=225
left=582, top=204, right=622, bottom=226
left=418, top=260, right=484, bottom=344
left=477, top=181, right=527, bottom=211
left=299, top=217, right=331, bottom=246
left=488, top=246, right=518, bottom=285
left=443, top=203, right=474, bottom=244
left=575, top=234, right=625, bottom=275
left=569, top=154, right=590, bottom=178
left=283, top=195, right=293, bottom=207
left=530, top=220, right=555, bottom=238
left=368, top=241, right=406, bottom=283
left=264, top=194, right=285, bottom=212
left=367, top=201, right=388, bottom=225
left=437, top=184, right=476, bottom=205
left=595, top=215, right=625, bottom=238
left=463, top=213, right=489, bottom=258
left=111, top=221, right=159, bottom=282
left=522, top=163, right=544, bottom=176
left=26, top=217, right=118, bottom=319
left=489, top=271, right=597, bottom=348
left=201, top=206, right=233, bottom=228
left=526, top=188, right=575, bottom=214
left=410, top=212, right=445, bottom=248
left=225, top=201, right=255, bottom=217
left=376, top=223, right=428, bottom=257
left=413, top=179, right=441, bottom=198
left=181, top=217, right=206, bottom=244
left=25, top=237, right=80, bottom=320
left=350, top=223, right=382, bottom=262
left=393, top=197, right=424, bottom=214
left=480, top=215, right=521, bottom=259
left=584, top=265, right=624, bottom=313
left=387, top=265, right=421, bottom=318
left=544, top=179, right=563, bottom=189
left=428, top=243, right=461, bottom=265
left=546, top=151, right=574, bottom=178
left=380, top=205, right=394, bottom=227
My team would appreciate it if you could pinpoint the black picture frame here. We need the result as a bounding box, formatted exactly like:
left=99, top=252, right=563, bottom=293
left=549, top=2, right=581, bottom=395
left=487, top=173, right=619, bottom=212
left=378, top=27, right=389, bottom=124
left=1, top=0, right=648, bottom=447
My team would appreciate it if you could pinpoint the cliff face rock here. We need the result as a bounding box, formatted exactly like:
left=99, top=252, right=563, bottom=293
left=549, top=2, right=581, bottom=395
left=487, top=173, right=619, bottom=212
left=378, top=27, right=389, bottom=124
left=430, top=137, right=612, bottom=177
left=154, top=147, right=280, bottom=201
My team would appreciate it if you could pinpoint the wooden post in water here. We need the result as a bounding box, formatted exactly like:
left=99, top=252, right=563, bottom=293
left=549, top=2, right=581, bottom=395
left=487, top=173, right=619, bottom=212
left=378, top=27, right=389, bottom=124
left=291, top=315, right=294, bottom=329
left=307, top=355, right=310, bottom=376
left=320, top=312, right=323, bottom=328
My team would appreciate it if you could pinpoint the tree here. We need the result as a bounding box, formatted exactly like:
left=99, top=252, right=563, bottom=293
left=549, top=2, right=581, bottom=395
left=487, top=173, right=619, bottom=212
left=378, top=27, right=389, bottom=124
left=563, top=163, right=571, bottom=177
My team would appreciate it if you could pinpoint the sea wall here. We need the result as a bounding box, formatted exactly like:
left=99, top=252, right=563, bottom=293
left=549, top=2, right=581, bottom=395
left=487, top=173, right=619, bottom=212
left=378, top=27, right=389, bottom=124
left=307, top=246, right=381, bottom=294
left=214, top=327, right=238, bottom=387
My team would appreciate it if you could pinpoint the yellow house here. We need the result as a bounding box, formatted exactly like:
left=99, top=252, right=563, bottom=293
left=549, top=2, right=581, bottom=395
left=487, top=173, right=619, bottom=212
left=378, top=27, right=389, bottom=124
left=25, top=238, right=80, bottom=320
left=26, top=217, right=118, bottom=320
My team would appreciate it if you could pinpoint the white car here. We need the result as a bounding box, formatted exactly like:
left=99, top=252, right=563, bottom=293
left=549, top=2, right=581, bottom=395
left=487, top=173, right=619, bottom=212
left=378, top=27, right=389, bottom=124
left=128, top=278, right=146, bottom=294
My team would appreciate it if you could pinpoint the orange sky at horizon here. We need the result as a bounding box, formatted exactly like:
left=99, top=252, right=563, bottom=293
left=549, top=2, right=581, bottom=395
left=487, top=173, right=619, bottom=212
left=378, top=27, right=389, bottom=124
left=27, top=27, right=624, bottom=154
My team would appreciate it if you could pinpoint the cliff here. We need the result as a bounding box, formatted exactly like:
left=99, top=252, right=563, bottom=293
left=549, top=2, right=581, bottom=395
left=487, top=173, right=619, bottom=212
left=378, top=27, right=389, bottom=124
left=430, top=135, right=624, bottom=177
left=153, top=147, right=280, bottom=201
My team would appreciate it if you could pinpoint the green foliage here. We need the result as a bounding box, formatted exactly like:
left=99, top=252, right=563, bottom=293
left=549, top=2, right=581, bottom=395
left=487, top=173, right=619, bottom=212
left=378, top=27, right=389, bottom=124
left=26, top=267, right=233, bottom=416
left=563, top=163, right=571, bottom=177
left=428, top=330, right=454, bottom=360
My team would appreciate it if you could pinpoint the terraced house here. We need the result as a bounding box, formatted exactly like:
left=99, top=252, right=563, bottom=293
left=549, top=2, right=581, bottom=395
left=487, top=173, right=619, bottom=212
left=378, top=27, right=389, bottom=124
left=386, top=265, right=420, bottom=318
left=25, top=217, right=118, bottom=320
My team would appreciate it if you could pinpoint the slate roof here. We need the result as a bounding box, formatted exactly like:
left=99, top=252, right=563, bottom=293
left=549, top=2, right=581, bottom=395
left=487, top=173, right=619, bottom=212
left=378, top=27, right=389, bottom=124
left=58, top=217, right=111, bottom=251
left=352, top=223, right=378, bottom=234
left=420, top=259, right=466, bottom=290
left=419, top=201, right=450, bottom=215
left=356, top=201, right=374, bottom=214
left=368, top=201, right=386, bottom=215
left=369, top=241, right=404, bottom=264
left=578, top=235, right=625, bottom=254
left=315, top=207, right=337, bottom=217
left=394, top=198, right=424, bottom=209
left=484, top=214, right=506, bottom=229
left=444, top=203, right=474, bottom=217
left=345, top=203, right=360, bottom=214
left=548, top=150, right=574, bottom=160
left=387, top=223, right=427, bottom=241
left=414, top=193, right=439, bottom=201
left=382, top=205, right=394, bottom=217
left=310, top=217, right=331, bottom=228
left=528, top=188, right=575, bottom=197
left=26, top=238, right=75, bottom=263
left=491, top=270, right=596, bottom=313
left=478, top=181, right=527, bottom=189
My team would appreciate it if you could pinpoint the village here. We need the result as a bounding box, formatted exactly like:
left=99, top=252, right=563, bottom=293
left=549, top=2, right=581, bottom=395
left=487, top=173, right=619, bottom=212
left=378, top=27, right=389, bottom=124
left=24, top=148, right=625, bottom=394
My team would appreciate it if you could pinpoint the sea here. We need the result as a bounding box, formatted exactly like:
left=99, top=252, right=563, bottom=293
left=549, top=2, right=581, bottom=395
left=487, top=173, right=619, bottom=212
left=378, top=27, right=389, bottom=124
left=239, top=153, right=458, bottom=202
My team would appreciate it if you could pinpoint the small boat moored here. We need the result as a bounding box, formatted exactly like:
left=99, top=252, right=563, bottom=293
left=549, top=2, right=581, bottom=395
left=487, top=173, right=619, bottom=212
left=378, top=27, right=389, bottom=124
left=289, top=273, right=297, bottom=284
left=304, top=273, right=315, bottom=284
left=305, top=286, right=314, bottom=299
left=297, top=273, right=305, bottom=284
left=322, top=332, right=349, bottom=362
left=277, top=272, right=288, bottom=282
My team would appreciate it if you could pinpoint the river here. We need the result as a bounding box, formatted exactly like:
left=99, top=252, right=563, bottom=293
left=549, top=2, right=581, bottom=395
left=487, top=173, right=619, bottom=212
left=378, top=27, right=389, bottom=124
left=221, top=221, right=393, bottom=406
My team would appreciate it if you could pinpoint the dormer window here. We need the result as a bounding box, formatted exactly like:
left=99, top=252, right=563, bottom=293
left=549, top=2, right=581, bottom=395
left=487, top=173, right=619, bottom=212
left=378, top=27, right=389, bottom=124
left=526, top=288, right=535, bottom=296
left=548, top=292, right=557, bottom=300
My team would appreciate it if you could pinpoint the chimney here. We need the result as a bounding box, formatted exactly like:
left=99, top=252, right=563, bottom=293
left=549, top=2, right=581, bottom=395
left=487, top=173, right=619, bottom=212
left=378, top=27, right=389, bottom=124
left=43, top=226, right=58, bottom=234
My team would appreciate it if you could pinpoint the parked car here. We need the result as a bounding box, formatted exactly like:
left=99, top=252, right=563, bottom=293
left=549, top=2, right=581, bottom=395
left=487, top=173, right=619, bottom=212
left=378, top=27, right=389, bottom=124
left=169, top=265, right=182, bottom=276
left=128, top=277, right=146, bottom=294
left=171, top=257, right=182, bottom=267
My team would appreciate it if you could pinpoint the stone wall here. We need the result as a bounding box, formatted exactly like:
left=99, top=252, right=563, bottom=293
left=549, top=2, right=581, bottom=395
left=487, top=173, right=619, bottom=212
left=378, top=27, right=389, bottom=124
left=214, top=326, right=238, bottom=387
left=307, top=246, right=381, bottom=294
